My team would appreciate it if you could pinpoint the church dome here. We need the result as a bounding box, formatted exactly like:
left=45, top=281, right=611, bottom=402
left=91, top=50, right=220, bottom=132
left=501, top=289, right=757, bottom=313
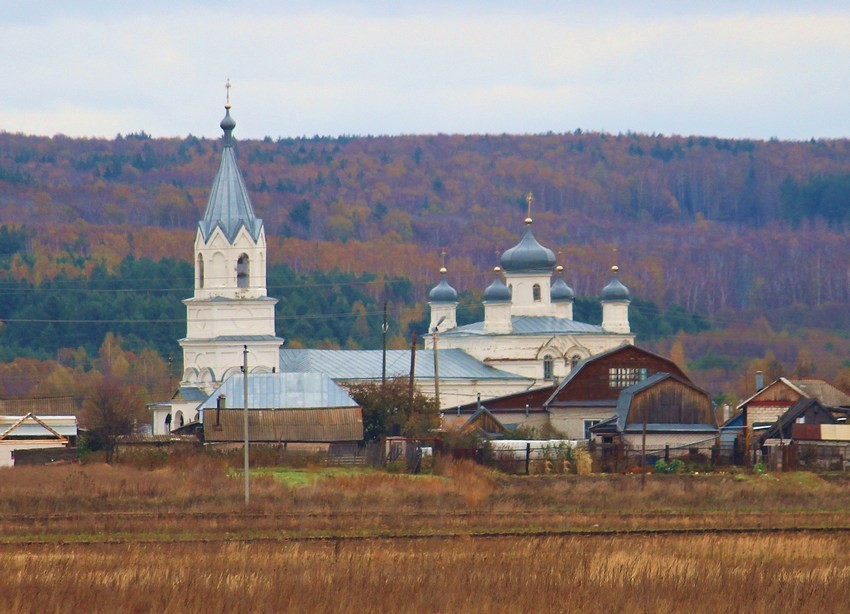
left=220, top=107, right=236, bottom=132
left=483, top=267, right=512, bottom=302
left=500, top=225, right=556, bottom=273
left=428, top=268, right=458, bottom=303
left=550, top=266, right=575, bottom=302
left=601, top=266, right=631, bottom=301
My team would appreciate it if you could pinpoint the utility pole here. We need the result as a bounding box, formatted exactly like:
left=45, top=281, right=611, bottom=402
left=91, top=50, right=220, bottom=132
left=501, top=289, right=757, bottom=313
left=432, top=315, right=446, bottom=409
left=381, top=301, right=388, bottom=386
left=408, top=331, right=416, bottom=408
left=641, top=404, right=648, bottom=491
left=243, top=345, right=250, bottom=506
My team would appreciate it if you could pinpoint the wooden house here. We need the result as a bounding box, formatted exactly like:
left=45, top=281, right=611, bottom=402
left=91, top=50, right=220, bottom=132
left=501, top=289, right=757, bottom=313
left=200, top=372, right=363, bottom=445
left=736, top=377, right=850, bottom=431
left=755, top=398, right=850, bottom=470
left=544, top=344, right=691, bottom=439
left=441, top=386, right=555, bottom=434
left=758, top=398, right=839, bottom=446
left=440, top=344, right=690, bottom=440
left=589, top=372, right=718, bottom=454
left=442, top=405, right=510, bottom=437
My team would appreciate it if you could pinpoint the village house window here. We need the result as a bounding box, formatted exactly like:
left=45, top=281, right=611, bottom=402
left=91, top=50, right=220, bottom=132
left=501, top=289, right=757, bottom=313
left=533, top=283, right=541, bottom=302
left=608, top=367, right=649, bottom=388
left=543, top=356, right=554, bottom=380
left=237, top=254, right=250, bottom=288
left=583, top=419, right=601, bottom=439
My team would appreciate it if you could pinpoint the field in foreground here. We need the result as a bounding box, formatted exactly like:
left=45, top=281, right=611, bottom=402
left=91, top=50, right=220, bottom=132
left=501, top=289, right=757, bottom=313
left=5, top=533, right=850, bottom=613
left=3, top=460, right=850, bottom=612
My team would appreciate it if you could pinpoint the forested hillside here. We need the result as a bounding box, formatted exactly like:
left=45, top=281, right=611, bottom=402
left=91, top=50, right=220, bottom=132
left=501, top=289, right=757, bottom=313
left=0, top=128, right=849, bottom=399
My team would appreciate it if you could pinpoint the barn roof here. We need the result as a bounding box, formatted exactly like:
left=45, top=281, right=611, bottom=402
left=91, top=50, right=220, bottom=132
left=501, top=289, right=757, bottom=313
left=199, top=372, right=358, bottom=411
left=736, top=377, right=805, bottom=410
left=0, top=397, right=80, bottom=416
left=790, top=378, right=850, bottom=407
left=0, top=414, right=77, bottom=440
left=544, top=343, right=680, bottom=406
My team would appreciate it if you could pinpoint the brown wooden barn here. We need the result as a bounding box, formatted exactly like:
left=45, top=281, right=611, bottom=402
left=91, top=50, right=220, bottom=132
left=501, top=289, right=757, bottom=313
left=589, top=372, right=718, bottom=456
left=441, top=344, right=692, bottom=440
left=544, top=344, right=692, bottom=439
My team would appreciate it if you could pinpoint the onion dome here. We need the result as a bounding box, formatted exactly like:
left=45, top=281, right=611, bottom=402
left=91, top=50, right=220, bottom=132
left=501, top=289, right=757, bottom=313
left=500, top=221, right=556, bottom=273
left=550, top=265, right=575, bottom=302
left=483, top=267, right=512, bottom=302
left=601, top=265, right=631, bottom=301
left=428, top=267, right=458, bottom=303
left=220, top=106, right=236, bottom=146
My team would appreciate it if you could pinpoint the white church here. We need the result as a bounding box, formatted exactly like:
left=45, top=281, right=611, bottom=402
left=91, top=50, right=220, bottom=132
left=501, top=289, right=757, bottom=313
left=151, top=101, right=636, bottom=434
left=424, top=196, right=635, bottom=385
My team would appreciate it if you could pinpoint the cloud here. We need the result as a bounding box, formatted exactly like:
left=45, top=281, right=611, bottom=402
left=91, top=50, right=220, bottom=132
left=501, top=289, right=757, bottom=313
left=2, top=4, right=850, bottom=139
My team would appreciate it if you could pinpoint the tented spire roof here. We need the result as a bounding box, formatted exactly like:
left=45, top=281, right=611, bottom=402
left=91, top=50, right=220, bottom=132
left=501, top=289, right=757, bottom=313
left=198, top=105, right=263, bottom=243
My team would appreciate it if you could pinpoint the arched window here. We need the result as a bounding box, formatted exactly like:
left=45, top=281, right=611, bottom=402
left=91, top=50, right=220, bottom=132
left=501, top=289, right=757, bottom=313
left=533, top=284, right=541, bottom=302
left=543, top=355, right=554, bottom=380
left=197, top=254, right=205, bottom=289
left=570, top=355, right=580, bottom=369
left=237, top=254, right=250, bottom=288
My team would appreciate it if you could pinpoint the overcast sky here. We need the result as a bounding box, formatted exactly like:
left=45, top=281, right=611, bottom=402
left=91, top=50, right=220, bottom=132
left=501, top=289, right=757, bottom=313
left=5, top=1, right=850, bottom=140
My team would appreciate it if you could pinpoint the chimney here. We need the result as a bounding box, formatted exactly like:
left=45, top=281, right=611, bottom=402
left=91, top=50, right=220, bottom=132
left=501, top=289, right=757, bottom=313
left=215, top=394, right=226, bottom=429
left=755, top=371, right=764, bottom=393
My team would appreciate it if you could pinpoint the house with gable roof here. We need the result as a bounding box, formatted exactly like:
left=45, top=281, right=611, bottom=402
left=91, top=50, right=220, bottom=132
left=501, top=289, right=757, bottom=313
left=444, top=344, right=691, bottom=439
left=735, top=376, right=850, bottom=431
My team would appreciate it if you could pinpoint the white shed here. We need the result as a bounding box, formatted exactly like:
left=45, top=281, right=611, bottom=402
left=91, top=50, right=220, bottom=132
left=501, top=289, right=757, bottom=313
left=0, top=413, right=78, bottom=467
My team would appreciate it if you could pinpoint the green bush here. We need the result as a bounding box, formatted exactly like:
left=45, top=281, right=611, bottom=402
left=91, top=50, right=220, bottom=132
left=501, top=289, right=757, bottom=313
left=653, top=458, right=686, bottom=474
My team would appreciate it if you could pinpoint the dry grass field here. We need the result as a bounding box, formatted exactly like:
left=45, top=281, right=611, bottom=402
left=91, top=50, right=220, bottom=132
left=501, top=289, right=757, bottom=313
left=3, top=457, right=850, bottom=612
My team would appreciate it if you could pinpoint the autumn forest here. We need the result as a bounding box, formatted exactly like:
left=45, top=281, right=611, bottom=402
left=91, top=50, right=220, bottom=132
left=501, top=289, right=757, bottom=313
left=0, top=128, right=849, bottom=405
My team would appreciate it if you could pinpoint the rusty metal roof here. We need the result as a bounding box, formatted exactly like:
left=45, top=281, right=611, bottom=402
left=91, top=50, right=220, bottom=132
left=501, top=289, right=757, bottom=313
left=0, top=397, right=80, bottom=416
left=203, top=407, right=363, bottom=442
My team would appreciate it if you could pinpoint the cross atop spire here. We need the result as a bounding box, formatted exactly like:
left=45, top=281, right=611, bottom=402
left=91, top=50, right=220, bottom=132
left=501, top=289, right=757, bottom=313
left=225, top=78, right=232, bottom=109
left=525, top=192, right=534, bottom=225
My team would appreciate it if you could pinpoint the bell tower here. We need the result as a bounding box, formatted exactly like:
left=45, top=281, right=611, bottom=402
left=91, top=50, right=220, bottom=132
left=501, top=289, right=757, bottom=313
left=179, top=84, right=283, bottom=391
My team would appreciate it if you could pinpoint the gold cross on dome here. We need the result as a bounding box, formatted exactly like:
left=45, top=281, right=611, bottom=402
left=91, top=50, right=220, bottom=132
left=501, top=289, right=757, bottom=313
left=225, top=78, right=232, bottom=107
left=525, top=192, right=534, bottom=224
